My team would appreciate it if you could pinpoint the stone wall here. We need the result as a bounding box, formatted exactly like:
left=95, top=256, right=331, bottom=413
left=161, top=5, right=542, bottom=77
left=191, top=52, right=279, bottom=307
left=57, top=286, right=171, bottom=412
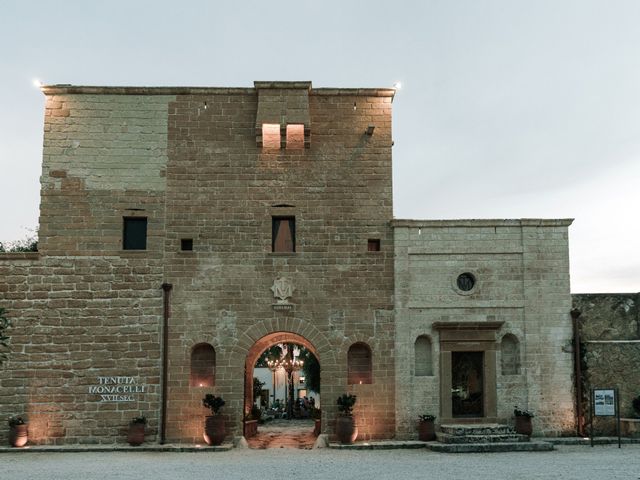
left=573, top=293, right=640, bottom=435
left=393, top=219, right=575, bottom=438
left=0, top=254, right=163, bottom=445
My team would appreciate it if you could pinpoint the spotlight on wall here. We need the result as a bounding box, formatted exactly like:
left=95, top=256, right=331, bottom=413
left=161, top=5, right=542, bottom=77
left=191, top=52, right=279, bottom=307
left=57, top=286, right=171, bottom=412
left=365, top=125, right=375, bottom=136
left=393, top=81, right=402, bottom=90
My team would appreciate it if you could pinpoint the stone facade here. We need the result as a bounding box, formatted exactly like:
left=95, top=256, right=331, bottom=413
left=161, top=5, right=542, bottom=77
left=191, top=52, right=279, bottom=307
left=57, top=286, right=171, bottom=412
left=0, top=81, right=576, bottom=445
left=393, top=219, right=575, bottom=438
left=573, top=293, right=640, bottom=435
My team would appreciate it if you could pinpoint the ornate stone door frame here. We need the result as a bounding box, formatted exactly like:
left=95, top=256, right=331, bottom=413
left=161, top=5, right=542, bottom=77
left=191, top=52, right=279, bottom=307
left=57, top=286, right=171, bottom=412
left=433, top=321, right=504, bottom=424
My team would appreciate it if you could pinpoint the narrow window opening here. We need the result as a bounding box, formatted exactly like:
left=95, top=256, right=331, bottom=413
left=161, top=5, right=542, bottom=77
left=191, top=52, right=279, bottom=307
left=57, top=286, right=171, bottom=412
left=262, top=123, right=281, bottom=150
left=286, top=124, right=304, bottom=149
left=272, top=216, right=295, bottom=252
left=181, top=239, right=193, bottom=251
left=368, top=239, right=381, bottom=252
left=123, top=217, right=147, bottom=250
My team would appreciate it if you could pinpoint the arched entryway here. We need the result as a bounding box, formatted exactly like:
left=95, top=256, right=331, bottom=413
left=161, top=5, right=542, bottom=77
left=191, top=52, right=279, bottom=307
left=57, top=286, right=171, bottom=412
left=244, top=331, right=320, bottom=448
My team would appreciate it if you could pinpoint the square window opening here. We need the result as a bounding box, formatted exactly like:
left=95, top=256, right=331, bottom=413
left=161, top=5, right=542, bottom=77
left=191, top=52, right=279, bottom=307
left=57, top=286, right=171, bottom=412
left=181, top=238, right=193, bottom=251
left=123, top=217, right=147, bottom=250
left=368, top=239, right=381, bottom=252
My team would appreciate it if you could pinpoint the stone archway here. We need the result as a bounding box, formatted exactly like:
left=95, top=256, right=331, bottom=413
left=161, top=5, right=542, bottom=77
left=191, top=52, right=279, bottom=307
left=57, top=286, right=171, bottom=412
left=243, top=331, right=319, bottom=417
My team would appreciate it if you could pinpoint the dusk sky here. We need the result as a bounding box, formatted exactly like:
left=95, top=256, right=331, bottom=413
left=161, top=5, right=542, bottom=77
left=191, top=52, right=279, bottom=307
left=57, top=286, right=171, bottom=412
left=1, top=0, right=638, bottom=293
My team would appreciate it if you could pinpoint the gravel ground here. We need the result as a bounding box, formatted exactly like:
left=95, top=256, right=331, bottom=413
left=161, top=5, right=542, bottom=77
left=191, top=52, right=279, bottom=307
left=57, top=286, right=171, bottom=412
left=3, top=445, right=639, bottom=480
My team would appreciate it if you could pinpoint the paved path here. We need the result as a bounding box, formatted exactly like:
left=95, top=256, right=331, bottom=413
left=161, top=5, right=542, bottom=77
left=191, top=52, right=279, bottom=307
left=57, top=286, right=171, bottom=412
left=246, top=418, right=316, bottom=449
left=3, top=445, right=639, bottom=480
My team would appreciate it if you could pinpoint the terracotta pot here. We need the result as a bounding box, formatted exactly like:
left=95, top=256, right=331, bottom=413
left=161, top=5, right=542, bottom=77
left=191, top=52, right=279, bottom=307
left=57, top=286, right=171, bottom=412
left=515, top=416, right=533, bottom=436
left=335, top=416, right=358, bottom=444
left=418, top=419, right=436, bottom=441
left=127, top=422, right=145, bottom=446
left=203, top=415, right=225, bottom=446
left=9, top=424, right=28, bottom=448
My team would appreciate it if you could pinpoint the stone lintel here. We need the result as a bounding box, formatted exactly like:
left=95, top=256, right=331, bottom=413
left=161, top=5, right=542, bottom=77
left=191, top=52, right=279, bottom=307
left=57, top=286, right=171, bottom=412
left=432, top=321, right=505, bottom=331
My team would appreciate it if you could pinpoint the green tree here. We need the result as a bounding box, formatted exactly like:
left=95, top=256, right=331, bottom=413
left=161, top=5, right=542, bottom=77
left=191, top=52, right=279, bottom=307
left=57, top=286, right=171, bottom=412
left=253, top=377, right=265, bottom=399
left=301, top=349, right=320, bottom=393
left=0, top=229, right=38, bottom=253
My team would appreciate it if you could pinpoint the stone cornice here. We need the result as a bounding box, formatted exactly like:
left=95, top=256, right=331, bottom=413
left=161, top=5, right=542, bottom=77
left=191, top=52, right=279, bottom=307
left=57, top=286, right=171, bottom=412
left=41, top=84, right=396, bottom=97
left=391, top=218, right=574, bottom=228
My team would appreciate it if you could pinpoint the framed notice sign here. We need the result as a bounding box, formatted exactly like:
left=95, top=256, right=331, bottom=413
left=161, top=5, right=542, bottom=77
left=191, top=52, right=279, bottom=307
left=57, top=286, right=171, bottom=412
left=590, top=387, right=621, bottom=448
left=593, top=389, right=616, bottom=416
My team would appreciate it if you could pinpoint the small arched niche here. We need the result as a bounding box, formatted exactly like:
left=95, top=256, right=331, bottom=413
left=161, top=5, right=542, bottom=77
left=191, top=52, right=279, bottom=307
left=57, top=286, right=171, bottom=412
left=501, top=334, right=520, bottom=375
left=347, top=342, right=372, bottom=385
left=190, top=343, right=216, bottom=387
left=414, top=335, right=433, bottom=376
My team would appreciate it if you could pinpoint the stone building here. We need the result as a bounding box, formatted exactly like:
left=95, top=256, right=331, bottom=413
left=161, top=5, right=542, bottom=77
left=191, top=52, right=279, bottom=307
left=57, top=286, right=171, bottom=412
left=0, top=81, right=576, bottom=445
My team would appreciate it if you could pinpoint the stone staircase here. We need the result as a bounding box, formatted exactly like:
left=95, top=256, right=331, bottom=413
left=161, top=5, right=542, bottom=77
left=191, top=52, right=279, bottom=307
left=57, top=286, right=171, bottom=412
left=426, top=423, right=554, bottom=453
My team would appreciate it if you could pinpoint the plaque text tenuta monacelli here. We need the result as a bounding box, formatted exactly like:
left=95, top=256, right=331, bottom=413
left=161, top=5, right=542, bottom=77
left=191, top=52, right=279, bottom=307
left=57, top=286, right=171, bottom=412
left=88, top=376, right=146, bottom=402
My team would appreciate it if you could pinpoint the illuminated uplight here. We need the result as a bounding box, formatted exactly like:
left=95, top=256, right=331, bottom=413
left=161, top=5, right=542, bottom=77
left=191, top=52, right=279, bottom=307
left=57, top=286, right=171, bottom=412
left=32, top=79, right=43, bottom=89
left=393, top=82, right=402, bottom=90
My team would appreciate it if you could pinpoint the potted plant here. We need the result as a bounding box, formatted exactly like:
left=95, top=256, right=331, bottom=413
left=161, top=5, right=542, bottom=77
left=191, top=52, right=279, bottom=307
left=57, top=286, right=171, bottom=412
left=418, top=414, right=436, bottom=441
left=127, top=415, right=147, bottom=446
left=514, top=406, right=534, bottom=436
left=336, top=394, right=357, bottom=444
left=8, top=415, right=28, bottom=447
left=202, top=394, right=226, bottom=446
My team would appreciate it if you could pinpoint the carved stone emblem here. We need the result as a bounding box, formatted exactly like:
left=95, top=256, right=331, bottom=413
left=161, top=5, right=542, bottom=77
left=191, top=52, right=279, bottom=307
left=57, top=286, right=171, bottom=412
left=271, top=277, right=295, bottom=304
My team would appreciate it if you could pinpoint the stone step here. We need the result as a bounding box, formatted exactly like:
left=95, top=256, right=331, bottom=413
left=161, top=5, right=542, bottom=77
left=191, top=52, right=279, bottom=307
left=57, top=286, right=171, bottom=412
left=436, top=432, right=529, bottom=444
left=426, top=441, right=554, bottom=453
left=439, top=423, right=515, bottom=436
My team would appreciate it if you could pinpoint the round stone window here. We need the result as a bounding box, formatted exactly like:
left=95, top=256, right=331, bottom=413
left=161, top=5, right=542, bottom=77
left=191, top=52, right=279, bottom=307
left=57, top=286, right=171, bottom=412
left=456, top=273, right=476, bottom=292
